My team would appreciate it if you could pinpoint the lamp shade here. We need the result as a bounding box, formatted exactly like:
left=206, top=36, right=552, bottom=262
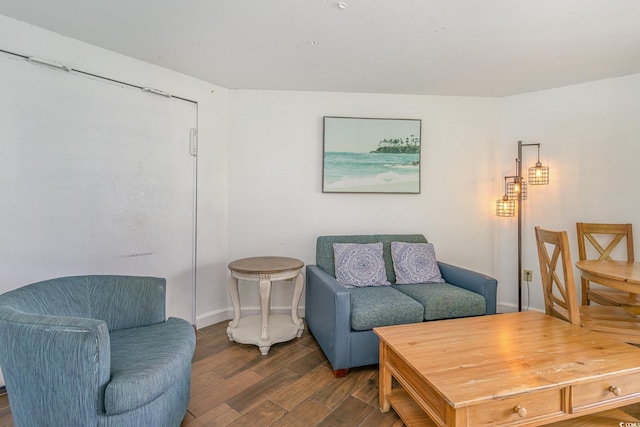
left=529, top=162, right=549, bottom=185
left=507, top=179, right=527, bottom=200
left=496, top=197, right=515, bottom=217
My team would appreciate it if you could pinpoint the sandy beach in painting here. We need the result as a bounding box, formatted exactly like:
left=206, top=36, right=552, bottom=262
left=323, top=151, right=420, bottom=193
left=326, top=179, right=419, bottom=193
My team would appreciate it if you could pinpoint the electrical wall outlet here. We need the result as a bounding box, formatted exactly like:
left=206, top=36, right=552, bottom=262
left=524, top=269, right=533, bottom=282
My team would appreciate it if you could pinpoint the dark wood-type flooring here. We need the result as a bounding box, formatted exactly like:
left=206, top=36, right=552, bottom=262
left=0, top=320, right=400, bottom=427
left=2, top=319, right=640, bottom=426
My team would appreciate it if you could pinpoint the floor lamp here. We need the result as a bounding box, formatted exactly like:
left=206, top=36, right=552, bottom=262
left=496, top=141, right=549, bottom=311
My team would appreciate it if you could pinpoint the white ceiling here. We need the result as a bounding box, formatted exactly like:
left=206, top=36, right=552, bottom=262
left=1, top=0, right=639, bottom=97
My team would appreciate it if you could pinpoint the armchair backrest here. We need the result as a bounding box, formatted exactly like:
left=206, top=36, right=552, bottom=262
left=87, top=275, right=166, bottom=331
left=0, top=275, right=166, bottom=332
left=0, top=286, right=112, bottom=425
left=316, top=234, right=428, bottom=284
left=0, top=275, right=167, bottom=425
left=0, top=277, right=92, bottom=318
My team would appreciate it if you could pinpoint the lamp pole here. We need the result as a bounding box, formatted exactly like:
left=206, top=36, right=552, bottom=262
left=517, top=141, right=523, bottom=312
left=516, top=140, right=546, bottom=311
left=496, top=141, right=548, bottom=311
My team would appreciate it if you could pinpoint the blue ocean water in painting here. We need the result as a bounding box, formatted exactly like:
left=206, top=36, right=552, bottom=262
left=323, top=152, right=419, bottom=189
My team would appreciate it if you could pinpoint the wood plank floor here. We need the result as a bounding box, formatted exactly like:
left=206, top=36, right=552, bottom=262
left=0, top=320, right=402, bottom=427
left=3, top=319, right=640, bottom=426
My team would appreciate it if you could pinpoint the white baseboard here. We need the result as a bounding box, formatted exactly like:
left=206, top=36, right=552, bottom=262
left=195, top=306, right=306, bottom=329
left=497, top=302, right=544, bottom=314
left=497, top=302, right=518, bottom=313
left=195, top=309, right=229, bottom=329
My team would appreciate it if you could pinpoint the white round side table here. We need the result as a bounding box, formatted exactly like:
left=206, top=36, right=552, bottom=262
left=226, top=256, right=305, bottom=355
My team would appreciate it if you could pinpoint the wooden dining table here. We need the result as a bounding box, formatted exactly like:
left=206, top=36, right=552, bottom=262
left=575, top=259, right=640, bottom=296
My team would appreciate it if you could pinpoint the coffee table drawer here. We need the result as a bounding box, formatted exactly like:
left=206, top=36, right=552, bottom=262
left=468, top=389, right=564, bottom=426
left=572, top=372, right=640, bottom=409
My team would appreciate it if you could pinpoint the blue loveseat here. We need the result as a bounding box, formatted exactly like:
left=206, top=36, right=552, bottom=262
left=0, top=275, right=196, bottom=427
left=305, top=234, right=498, bottom=377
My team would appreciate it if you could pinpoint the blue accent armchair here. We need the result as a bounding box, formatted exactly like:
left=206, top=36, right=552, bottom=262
left=0, top=275, right=196, bottom=427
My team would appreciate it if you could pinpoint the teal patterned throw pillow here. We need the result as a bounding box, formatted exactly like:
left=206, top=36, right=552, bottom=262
left=391, top=242, right=445, bottom=284
left=333, top=242, right=390, bottom=288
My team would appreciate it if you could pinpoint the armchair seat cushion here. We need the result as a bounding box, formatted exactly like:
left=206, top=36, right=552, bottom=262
left=393, top=283, right=486, bottom=321
left=105, top=317, right=195, bottom=415
left=350, top=286, right=423, bottom=331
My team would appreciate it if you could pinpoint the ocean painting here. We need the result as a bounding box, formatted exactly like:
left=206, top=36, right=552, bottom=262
left=322, top=117, right=421, bottom=193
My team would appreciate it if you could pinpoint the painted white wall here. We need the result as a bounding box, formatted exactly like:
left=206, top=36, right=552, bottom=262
left=227, top=76, right=640, bottom=315
left=500, top=74, right=640, bottom=312
left=227, top=90, right=502, bottom=311
left=0, top=15, right=231, bottom=329
left=3, top=12, right=640, bottom=378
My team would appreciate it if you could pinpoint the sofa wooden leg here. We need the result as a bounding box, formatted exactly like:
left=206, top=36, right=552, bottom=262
left=333, top=368, right=349, bottom=378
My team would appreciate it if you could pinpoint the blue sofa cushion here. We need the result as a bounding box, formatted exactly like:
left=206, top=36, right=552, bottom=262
left=317, top=235, right=378, bottom=277
left=373, top=234, right=429, bottom=283
left=317, top=234, right=430, bottom=284
left=105, top=317, right=195, bottom=415
left=350, top=286, right=424, bottom=331
left=393, top=283, right=486, bottom=321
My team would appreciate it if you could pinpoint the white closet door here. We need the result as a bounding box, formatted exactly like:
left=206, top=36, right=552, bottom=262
left=0, top=54, right=197, bottom=322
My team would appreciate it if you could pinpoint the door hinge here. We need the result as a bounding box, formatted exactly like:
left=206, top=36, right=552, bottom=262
left=190, top=128, right=198, bottom=156
left=27, top=56, right=72, bottom=72
left=142, top=87, right=171, bottom=98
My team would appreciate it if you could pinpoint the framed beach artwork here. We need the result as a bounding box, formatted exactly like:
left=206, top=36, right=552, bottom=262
left=322, top=116, right=421, bottom=193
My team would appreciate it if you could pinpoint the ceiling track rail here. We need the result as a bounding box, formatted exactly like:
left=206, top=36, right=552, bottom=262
left=0, top=48, right=197, bottom=105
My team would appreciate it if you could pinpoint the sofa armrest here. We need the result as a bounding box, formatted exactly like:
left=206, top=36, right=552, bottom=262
left=0, top=312, right=111, bottom=424
left=305, top=265, right=352, bottom=370
left=438, top=262, right=498, bottom=314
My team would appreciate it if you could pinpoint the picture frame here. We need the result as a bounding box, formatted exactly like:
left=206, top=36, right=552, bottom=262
left=322, top=116, right=421, bottom=193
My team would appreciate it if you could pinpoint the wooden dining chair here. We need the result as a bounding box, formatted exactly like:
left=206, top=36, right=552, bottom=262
left=535, top=226, right=640, bottom=345
left=576, top=222, right=637, bottom=307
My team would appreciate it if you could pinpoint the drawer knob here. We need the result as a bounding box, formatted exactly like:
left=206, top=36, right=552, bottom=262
left=514, top=406, right=527, bottom=418
left=609, top=386, right=623, bottom=396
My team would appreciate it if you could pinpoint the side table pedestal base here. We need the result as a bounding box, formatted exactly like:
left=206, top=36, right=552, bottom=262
left=227, top=314, right=304, bottom=355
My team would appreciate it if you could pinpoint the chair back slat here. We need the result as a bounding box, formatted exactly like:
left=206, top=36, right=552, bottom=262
left=576, top=222, right=634, bottom=305
left=577, top=222, right=634, bottom=262
left=535, top=227, right=581, bottom=326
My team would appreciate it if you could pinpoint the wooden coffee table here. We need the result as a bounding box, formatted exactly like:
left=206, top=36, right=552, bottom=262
left=375, top=311, right=640, bottom=426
